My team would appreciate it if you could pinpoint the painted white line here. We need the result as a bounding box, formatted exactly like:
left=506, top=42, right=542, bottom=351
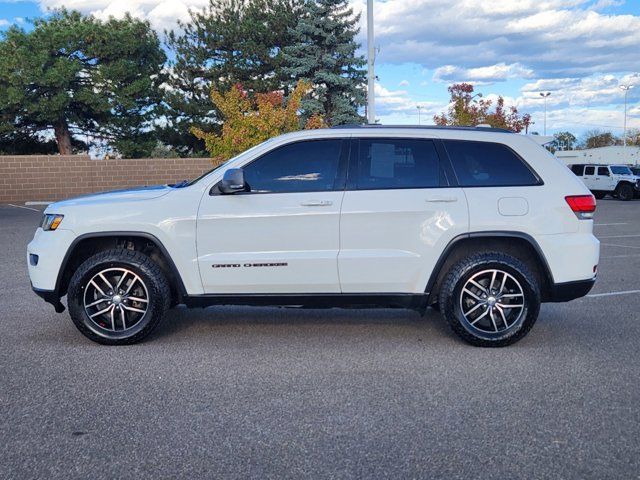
left=598, top=234, right=640, bottom=239
left=594, top=222, right=628, bottom=226
left=601, top=254, right=640, bottom=259
left=7, top=204, right=40, bottom=212
left=587, top=289, right=640, bottom=298
left=25, top=201, right=51, bottom=206
left=601, top=243, right=640, bottom=250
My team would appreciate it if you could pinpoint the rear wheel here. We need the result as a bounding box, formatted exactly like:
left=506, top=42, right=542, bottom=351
left=67, top=249, right=170, bottom=345
left=593, top=191, right=606, bottom=200
left=438, top=252, right=540, bottom=347
left=616, top=183, right=634, bottom=201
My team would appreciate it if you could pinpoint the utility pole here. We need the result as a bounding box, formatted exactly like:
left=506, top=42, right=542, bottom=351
left=620, top=84, right=634, bottom=151
left=416, top=105, right=423, bottom=125
left=540, top=92, right=551, bottom=136
left=367, top=0, right=375, bottom=124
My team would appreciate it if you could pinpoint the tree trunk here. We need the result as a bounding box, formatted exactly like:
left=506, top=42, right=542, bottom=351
left=53, top=120, right=72, bottom=155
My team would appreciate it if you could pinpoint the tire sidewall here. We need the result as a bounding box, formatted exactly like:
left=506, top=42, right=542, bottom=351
left=68, top=253, right=167, bottom=344
left=441, top=255, right=540, bottom=346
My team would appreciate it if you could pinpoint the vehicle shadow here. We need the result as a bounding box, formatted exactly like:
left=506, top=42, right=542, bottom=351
left=151, top=305, right=451, bottom=342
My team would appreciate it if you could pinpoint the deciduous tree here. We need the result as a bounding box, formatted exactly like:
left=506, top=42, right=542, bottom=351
left=434, top=83, right=532, bottom=133
left=192, top=81, right=322, bottom=164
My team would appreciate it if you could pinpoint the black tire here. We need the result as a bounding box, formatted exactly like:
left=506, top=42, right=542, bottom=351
left=593, top=191, right=606, bottom=200
left=67, top=249, right=170, bottom=345
left=437, top=252, right=541, bottom=347
left=616, top=183, right=634, bottom=201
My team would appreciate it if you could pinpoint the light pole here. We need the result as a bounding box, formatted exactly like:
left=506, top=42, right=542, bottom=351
left=540, top=92, right=551, bottom=135
left=416, top=105, right=424, bottom=125
left=366, top=0, right=375, bottom=124
left=620, top=84, right=634, bottom=149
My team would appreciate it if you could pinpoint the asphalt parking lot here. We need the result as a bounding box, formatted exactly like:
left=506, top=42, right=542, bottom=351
left=1, top=200, right=639, bottom=479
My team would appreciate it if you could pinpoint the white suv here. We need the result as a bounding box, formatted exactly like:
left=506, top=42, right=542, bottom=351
left=28, top=126, right=600, bottom=347
left=570, top=163, right=640, bottom=200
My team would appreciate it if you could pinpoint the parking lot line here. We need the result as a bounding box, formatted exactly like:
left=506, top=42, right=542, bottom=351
left=587, top=289, right=640, bottom=298
left=7, top=204, right=40, bottom=212
left=601, top=243, right=640, bottom=250
left=594, top=223, right=628, bottom=226
left=597, top=234, right=640, bottom=239
left=601, top=254, right=640, bottom=259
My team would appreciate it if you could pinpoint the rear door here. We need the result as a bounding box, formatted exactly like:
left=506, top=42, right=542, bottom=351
left=597, top=166, right=615, bottom=191
left=338, top=136, right=469, bottom=293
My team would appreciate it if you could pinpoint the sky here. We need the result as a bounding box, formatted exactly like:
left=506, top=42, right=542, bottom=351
left=1, top=0, right=639, bottom=138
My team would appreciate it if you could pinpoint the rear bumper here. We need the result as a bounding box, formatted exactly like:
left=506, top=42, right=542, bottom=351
left=546, top=278, right=596, bottom=302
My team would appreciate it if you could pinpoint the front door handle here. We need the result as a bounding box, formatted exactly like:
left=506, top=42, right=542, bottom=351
left=300, top=200, right=333, bottom=207
left=426, top=196, right=458, bottom=203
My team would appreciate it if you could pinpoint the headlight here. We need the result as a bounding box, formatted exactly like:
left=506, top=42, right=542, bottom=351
left=41, top=214, right=64, bottom=231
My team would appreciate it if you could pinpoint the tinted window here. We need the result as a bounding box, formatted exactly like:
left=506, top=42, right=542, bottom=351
left=243, top=140, right=342, bottom=193
left=611, top=166, right=632, bottom=175
left=598, top=167, right=610, bottom=176
left=444, top=140, right=539, bottom=187
left=584, top=166, right=595, bottom=176
left=570, top=165, right=584, bottom=176
left=353, top=138, right=440, bottom=190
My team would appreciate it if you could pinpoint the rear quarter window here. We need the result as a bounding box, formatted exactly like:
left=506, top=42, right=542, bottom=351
left=443, top=140, right=541, bottom=187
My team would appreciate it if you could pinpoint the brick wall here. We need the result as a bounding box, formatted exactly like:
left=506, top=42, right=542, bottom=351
left=0, top=155, right=214, bottom=204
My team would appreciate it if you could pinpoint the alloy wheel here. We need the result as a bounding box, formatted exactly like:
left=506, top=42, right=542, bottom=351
left=459, top=269, right=525, bottom=334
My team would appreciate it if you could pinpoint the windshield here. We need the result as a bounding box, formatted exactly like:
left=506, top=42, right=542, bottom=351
left=610, top=166, right=633, bottom=175
left=184, top=138, right=277, bottom=187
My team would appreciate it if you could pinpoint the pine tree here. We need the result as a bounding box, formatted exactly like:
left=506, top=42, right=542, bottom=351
left=283, top=0, right=366, bottom=126
left=164, top=0, right=303, bottom=155
left=0, top=10, right=166, bottom=157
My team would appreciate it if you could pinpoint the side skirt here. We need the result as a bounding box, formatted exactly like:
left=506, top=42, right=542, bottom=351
left=183, top=293, right=429, bottom=311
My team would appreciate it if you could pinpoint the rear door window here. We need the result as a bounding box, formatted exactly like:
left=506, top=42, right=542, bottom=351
left=351, top=138, right=441, bottom=190
left=443, top=140, right=540, bottom=187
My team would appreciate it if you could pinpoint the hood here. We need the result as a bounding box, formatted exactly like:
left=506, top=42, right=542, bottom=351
left=49, top=185, right=173, bottom=209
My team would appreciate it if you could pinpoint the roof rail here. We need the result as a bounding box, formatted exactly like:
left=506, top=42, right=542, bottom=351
left=330, top=124, right=513, bottom=133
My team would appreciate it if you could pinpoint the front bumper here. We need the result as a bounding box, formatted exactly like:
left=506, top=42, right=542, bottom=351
left=547, top=278, right=596, bottom=302
left=32, top=285, right=66, bottom=313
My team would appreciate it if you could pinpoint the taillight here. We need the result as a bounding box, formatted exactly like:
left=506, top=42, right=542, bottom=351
left=565, top=195, right=596, bottom=219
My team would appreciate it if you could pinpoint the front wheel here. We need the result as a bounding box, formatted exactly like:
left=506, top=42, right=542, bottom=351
left=438, top=253, right=541, bottom=347
left=67, top=249, right=170, bottom=345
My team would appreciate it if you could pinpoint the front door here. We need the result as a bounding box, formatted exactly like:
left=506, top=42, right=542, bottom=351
left=338, top=137, right=469, bottom=293
left=197, top=138, right=347, bottom=294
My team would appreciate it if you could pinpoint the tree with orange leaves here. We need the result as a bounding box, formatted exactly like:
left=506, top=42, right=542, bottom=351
left=434, top=83, right=532, bottom=133
left=192, top=80, right=323, bottom=164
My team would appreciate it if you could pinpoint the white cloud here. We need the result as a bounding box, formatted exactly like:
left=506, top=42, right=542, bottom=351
left=0, top=19, right=9, bottom=27
left=398, top=79, right=409, bottom=87
left=433, top=63, right=534, bottom=84
left=352, top=0, right=640, bottom=78
left=38, top=0, right=209, bottom=31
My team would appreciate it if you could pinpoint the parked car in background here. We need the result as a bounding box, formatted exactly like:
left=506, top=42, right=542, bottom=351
left=569, top=163, right=640, bottom=200
left=28, top=126, right=600, bottom=348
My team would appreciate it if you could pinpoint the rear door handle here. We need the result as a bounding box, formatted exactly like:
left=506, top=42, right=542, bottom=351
left=300, top=200, right=333, bottom=207
left=426, top=196, right=458, bottom=203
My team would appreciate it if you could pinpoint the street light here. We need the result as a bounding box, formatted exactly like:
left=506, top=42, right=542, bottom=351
left=540, top=92, right=551, bottom=135
left=416, top=105, right=424, bottom=125
left=620, top=84, right=634, bottom=149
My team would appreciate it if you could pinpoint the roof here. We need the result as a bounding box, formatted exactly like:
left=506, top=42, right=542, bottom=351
left=331, top=124, right=514, bottom=133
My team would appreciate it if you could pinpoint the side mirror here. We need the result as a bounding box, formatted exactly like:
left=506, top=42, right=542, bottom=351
left=219, top=168, right=246, bottom=194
